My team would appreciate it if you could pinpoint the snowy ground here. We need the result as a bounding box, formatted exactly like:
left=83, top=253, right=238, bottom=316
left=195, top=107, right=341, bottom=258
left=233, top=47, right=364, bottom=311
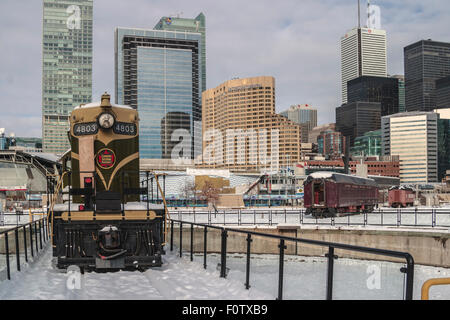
left=0, top=243, right=449, bottom=300
left=0, top=244, right=271, bottom=300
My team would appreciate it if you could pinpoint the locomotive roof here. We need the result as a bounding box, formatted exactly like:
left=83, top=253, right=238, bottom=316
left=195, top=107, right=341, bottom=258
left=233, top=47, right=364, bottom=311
left=306, top=171, right=378, bottom=187
left=74, top=101, right=133, bottom=110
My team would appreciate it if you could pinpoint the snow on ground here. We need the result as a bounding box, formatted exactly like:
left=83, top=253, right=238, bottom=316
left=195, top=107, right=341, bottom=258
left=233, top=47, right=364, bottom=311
left=1, top=243, right=449, bottom=300
left=0, top=244, right=272, bottom=300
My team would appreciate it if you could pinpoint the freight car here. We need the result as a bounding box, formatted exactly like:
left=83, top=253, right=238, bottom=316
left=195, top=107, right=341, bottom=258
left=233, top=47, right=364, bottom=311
left=388, top=186, right=415, bottom=208
left=48, top=93, right=168, bottom=272
left=304, top=172, right=379, bottom=218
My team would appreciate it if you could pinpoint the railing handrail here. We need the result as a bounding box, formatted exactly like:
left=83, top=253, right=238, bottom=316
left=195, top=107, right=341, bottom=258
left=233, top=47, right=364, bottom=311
left=421, top=277, right=450, bottom=300
left=0, top=216, right=47, bottom=235
left=169, top=218, right=415, bottom=300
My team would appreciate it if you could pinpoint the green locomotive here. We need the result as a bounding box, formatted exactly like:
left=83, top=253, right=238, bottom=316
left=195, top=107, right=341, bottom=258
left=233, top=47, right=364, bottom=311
left=50, top=93, right=167, bottom=271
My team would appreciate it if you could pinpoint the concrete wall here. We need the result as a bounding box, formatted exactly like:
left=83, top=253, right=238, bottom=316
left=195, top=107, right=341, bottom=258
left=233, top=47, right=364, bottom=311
left=170, top=225, right=450, bottom=267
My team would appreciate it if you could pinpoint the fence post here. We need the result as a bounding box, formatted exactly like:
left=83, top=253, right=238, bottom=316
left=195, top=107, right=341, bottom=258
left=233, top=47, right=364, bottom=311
left=30, top=223, right=34, bottom=258
left=403, top=255, right=415, bottom=300
left=245, top=234, right=252, bottom=290
left=39, top=220, right=43, bottom=249
left=220, top=229, right=228, bottom=278
left=277, top=239, right=286, bottom=300
left=15, top=229, right=20, bottom=272
left=414, top=207, right=417, bottom=226
left=203, top=226, right=208, bottom=269
left=34, top=222, right=39, bottom=253
left=432, top=209, right=436, bottom=228
left=170, top=220, right=174, bottom=252
left=5, top=233, right=11, bottom=280
left=326, top=246, right=336, bottom=300
left=190, top=224, right=194, bottom=262
left=179, top=222, right=183, bottom=258
left=23, top=225, right=28, bottom=262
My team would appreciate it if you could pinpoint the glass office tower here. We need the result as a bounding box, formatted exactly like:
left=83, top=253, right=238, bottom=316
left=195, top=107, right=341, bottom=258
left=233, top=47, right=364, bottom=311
left=347, top=76, right=399, bottom=117
left=404, top=40, right=450, bottom=112
left=42, top=0, right=93, bottom=154
left=154, top=13, right=206, bottom=92
left=115, top=28, right=203, bottom=160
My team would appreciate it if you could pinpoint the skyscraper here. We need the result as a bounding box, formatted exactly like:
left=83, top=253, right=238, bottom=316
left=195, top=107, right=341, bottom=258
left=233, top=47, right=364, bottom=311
left=347, top=75, right=399, bottom=116
left=280, top=104, right=317, bottom=143
left=336, top=101, right=381, bottom=147
left=201, top=76, right=302, bottom=172
left=340, top=27, right=387, bottom=104
left=391, top=75, right=406, bottom=113
left=404, top=40, right=450, bottom=112
left=154, top=13, right=206, bottom=92
left=382, top=112, right=439, bottom=183
left=115, top=27, right=203, bottom=160
left=42, top=0, right=93, bottom=154
left=436, top=76, right=450, bottom=109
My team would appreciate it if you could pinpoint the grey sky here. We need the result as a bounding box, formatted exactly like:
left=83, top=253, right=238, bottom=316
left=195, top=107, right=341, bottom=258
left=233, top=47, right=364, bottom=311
left=0, top=0, right=449, bottom=138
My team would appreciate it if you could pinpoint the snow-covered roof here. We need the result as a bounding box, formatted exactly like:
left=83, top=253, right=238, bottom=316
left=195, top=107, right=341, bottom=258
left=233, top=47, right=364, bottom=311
left=74, top=102, right=133, bottom=110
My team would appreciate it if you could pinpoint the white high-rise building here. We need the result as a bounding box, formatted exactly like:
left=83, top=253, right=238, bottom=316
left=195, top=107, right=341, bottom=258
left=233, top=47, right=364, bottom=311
left=381, top=112, right=438, bottom=184
left=340, top=27, right=387, bottom=104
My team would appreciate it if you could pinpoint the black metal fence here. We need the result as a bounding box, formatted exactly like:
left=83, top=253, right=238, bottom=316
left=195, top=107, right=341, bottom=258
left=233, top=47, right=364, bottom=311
left=170, top=207, right=450, bottom=228
left=168, top=218, right=415, bottom=300
left=0, top=217, right=49, bottom=281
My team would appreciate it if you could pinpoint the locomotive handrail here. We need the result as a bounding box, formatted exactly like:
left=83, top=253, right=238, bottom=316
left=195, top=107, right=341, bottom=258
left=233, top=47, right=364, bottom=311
left=169, top=218, right=415, bottom=300
left=47, top=170, right=68, bottom=244
left=152, top=172, right=170, bottom=246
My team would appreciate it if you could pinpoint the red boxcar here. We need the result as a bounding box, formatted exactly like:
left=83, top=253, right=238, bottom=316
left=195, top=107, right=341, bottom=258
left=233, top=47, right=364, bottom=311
left=304, top=172, right=379, bottom=217
left=388, top=187, right=415, bottom=208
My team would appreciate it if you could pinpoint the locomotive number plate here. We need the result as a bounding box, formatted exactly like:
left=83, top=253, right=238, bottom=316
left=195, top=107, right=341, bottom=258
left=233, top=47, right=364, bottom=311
left=73, top=122, right=99, bottom=136
left=113, top=122, right=136, bottom=135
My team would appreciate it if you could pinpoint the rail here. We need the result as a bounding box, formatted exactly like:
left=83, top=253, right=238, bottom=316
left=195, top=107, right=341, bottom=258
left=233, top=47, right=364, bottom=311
left=421, top=278, right=450, bottom=300
left=169, top=207, right=450, bottom=228
left=168, top=218, right=415, bottom=300
left=0, top=216, right=49, bottom=281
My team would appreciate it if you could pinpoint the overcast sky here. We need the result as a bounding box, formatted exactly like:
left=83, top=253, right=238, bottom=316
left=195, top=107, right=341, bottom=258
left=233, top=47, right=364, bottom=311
left=0, top=0, right=449, bottom=138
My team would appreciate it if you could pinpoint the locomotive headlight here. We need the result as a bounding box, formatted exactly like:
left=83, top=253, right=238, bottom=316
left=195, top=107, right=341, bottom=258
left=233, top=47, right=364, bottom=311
left=98, top=113, right=115, bottom=129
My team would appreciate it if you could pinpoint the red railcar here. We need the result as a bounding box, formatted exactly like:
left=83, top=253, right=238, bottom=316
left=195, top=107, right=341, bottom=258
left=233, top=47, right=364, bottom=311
left=304, top=172, right=379, bottom=217
left=388, top=186, right=415, bottom=208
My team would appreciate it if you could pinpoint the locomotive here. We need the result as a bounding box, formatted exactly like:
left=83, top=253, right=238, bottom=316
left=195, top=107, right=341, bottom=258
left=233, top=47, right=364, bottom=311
left=49, top=93, right=167, bottom=271
left=304, top=172, right=379, bottom=218
left=388, top=186, right=415, bottom=208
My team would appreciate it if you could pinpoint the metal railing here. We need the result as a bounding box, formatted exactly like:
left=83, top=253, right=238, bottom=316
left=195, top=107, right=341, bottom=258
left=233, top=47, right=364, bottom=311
left=169, top=207, right=450, bottom=228
left=0, top=216, right=49, bottom=281
left=168, top=219, right=415, bottom=300
left=421, top=278, right=450, bottom=300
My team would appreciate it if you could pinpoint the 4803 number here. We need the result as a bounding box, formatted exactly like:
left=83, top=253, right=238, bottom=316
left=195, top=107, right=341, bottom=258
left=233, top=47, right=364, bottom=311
left=113, top=122, right=136, bottom=135
left=73, top=122, right=98, bottom=136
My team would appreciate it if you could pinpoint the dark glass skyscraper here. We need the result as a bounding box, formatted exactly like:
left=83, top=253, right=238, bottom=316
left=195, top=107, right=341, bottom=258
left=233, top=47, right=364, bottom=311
left=404, top=40, right=450, bottom=112
left=347, top=76, right=399, bottom=116
left=336, top=101, right=381, bottom=147
left=436, top=76, right=450, bottom=109
left=115, top=28, right=203, bottom=160
left=42, top=0, right=93, bottom=154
